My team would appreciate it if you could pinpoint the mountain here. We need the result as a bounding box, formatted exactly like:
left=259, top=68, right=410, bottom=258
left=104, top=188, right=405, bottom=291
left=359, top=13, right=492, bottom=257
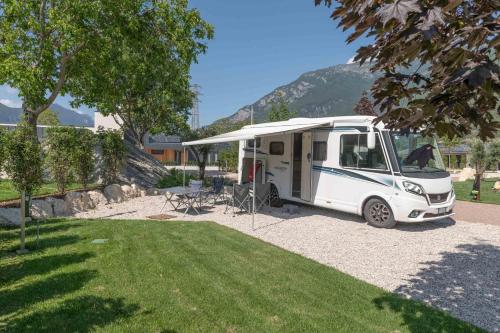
left=0, top=103, right=93, bottom=127
left=217, top=62, right=379, bottom=125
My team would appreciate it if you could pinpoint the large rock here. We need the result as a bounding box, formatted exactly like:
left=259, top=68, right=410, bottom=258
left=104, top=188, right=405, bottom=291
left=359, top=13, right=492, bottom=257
left=65, top=191, right=94, bottom=213
left=131, top=184, right=145, bottom=197
left=104, top=184, right=126, bottom=203
left=0, top=208, right=20, bottom=226
left=32, top=200, right=54, bottom=218
left=121, top=185, right=135, bottom=199
left=88, top=190, right=107, bottom=207
left=458, top=167, right=475, bottom=182
left=145, top=187, right=161, bottom=196
left=51, top=198, right=71, bottom=216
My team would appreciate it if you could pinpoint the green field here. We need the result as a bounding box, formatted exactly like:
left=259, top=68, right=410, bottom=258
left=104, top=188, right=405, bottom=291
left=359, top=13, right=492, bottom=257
left=453, top=179, right=499, bottom=205
left=0, top=180, right=97, bottom=202
left=0, top=219, right=482, bottom=332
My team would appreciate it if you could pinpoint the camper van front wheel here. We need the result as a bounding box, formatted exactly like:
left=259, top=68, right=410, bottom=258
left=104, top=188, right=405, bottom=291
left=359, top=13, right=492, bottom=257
left=363, top=198, right=396, bottom=228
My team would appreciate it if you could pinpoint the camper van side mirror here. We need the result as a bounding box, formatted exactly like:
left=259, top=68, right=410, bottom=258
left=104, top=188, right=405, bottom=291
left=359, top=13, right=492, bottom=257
left=367, top=130, right=376, bottom=150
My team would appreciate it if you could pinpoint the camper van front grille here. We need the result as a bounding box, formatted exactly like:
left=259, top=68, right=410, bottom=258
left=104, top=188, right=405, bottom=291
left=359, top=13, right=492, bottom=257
left=428, top=192, right=449, bottom=204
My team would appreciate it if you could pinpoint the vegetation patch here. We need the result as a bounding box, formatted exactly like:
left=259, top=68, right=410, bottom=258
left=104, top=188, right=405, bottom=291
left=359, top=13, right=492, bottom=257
left=0, top=219, right=483, bottom=332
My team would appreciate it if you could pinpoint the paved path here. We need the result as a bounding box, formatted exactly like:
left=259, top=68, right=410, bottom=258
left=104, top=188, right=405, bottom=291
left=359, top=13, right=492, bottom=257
left=454, top=201, right=500, bottom=226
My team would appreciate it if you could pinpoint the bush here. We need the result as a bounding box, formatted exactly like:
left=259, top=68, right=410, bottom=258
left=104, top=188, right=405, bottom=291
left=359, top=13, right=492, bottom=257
left=2, top=121, right=43, bottom=195
left=72, top=129, right=96, bottom=189
left=98, top=128, right=125, bottom=185
left=45, top=127, right=78, bottom=194
left=157, top=168, right=195, bottom=188
left=218, top=143, right=239, bottom=172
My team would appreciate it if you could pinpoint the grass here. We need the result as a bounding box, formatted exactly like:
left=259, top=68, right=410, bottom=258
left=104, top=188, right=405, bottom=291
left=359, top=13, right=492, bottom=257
left=0, top=180, right=98, bottom=202
left=453, top=178, right=499, bottom=205
left=0, top=219, right=483, bottom=333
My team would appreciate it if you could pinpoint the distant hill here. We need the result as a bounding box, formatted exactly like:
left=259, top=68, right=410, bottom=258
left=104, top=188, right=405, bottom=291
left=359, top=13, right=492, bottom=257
left=0, top=103, right=93, bottom=127
left=215, top=62, right=379, bottom=125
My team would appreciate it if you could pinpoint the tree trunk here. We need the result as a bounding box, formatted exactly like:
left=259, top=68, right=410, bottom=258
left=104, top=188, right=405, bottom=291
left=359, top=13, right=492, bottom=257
left=23, top=108, right=39, bottom=141
left=199, top=162, right=206, bottom=180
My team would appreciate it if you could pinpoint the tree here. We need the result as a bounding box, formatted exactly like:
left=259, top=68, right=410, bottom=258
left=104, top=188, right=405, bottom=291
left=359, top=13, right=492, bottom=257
left=182, top=126, right=218, bottom=180
left=45, top=127, right=78, bottom=194
left=268, top=92, right=297, bottom=122
left=468, top=139, right=500, bottom=200
left=70, top=1, right=213, bottom=147
left=316, top=1, right=499, bottom=140
left=72, top=129, right=96, bottom=189
left=0, top=128, right=5, bottom=172
left=353, top=91, right=376, bottom=116
left=98, top=128, right=126, bottom=185
left=0, top=0, right=129, bottom=132
left=3, top=122, right=43, bottom=196
left=440, top=135, right=461, bottom=169
left=38, top=109, right=60, bottom=126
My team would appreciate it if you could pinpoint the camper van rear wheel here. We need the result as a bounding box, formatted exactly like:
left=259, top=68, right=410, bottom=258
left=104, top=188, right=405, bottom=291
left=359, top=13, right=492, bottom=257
left=363, top=198, right=396, bottom=228
left=269, top=184, right=282, bottom=207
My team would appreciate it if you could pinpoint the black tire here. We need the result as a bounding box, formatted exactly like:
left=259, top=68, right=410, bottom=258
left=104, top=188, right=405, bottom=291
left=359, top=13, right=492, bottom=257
left=269, top=184, right=283, bottom=207
left=363, top=198, right=397, bottom=228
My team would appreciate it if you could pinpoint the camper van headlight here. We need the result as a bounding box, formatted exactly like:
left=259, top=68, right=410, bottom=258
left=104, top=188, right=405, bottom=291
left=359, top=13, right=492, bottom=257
left=402, top=181, right=425, bottom=196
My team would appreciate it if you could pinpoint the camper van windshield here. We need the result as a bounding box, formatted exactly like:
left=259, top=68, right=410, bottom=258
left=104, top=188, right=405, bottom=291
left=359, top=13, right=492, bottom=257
left=390, top=133, right=446, bottom=173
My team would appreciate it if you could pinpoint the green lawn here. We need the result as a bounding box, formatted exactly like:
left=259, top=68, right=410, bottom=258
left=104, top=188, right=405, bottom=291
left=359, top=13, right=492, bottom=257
left=453, top=178, right=499, bottom=205
left=0, top=219, right=482, bottom=332
left=0, top=180, right=97, bottom=202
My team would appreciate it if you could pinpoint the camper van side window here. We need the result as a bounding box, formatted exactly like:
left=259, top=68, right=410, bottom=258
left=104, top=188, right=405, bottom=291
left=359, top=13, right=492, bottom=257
left=247, top=138, right=261, bottom=148
left=340, top=135, right=359, bottom=168
left=340, top=134, right=388, bottom=170
left=313, top=141, right=327, bottom=161
left=269, top=142, right=284, bottom=155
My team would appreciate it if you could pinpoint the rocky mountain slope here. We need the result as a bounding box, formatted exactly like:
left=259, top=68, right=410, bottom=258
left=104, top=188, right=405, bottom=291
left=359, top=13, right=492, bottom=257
left=0, top=103, right=93, bottom=126
left=218, top=62, right=378, bottom=124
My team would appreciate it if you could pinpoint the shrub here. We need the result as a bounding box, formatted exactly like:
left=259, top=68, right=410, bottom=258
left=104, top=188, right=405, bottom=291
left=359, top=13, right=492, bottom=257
left=72, top=129, right=96, bottom=189
left=3, top=121, right=43, bottom=195
left=98, top=128, right=125, bottom=185
left=157, top=168, right=195, bottom=188
left=218, top=143, right=239, bottom=172
left=45, top=127, right=78, bottom=194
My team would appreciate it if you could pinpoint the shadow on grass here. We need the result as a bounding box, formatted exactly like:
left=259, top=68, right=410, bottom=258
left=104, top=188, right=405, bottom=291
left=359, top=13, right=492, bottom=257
left=0, top=222, right=84, bottom=243
left=0, top=270, right=97, bottom=317
left=4, top=296, right=140, bottom=333
left=0, top=252, right=94, bottom=286
left=374, top=242, right=499, bottom=332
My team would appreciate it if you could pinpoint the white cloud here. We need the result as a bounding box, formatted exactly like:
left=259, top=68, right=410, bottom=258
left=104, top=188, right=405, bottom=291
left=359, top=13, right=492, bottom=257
left=346, top=56, right=358, bottom=64
left=0, top=98, right=21, bottom=108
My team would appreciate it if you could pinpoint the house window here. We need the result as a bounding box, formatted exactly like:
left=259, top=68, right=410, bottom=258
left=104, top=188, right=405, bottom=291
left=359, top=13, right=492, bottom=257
left=313, top=141, right=327, bottom=161
left=340, top=134, right=387, bottom=170
left=151, top=149, right=164, bottom=155
left=269, top=142, right=284, bottom=155
left=247, top=138, right=261, bottom=148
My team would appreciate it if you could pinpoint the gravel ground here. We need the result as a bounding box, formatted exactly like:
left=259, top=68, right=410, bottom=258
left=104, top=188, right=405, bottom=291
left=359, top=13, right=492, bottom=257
left=75, top=195, right=500, bottom=332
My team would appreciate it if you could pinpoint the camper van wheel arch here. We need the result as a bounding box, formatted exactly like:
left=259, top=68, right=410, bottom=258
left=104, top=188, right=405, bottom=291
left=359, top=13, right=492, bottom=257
left=269, top=184, right=283, bottom=207
left=362, top=197, right=396, bottom=228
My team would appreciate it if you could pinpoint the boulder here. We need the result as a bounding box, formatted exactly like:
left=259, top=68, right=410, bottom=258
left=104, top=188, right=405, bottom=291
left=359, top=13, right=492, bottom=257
left=458, top=167, right=475, bottom=182
left=131, top=184, right=144, bottom=197
left=0, top=208, right=20, bottom=226
left=121, top=185, right=134, bottom=199
left=145, top=187, right=161, bottom=196
left=88, top=190, right=107, bottom=207
left=64, top=191, right=94, bottom=212
left=104, top=184, right=126, bottom=203
left=51, top=198, right=71, bottom=216
left=494, top=181, right=500, bottom=191
left=32, top=200, right=54, bottom=218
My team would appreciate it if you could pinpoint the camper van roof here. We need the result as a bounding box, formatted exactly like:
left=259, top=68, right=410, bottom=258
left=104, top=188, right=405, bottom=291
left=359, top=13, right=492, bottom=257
left=182, top=116, right=380, bottom=146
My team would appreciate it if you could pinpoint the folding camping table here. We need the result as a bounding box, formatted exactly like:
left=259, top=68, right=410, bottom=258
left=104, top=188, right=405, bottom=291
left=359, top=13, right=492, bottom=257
left=162, top=186, right=205, bottom=216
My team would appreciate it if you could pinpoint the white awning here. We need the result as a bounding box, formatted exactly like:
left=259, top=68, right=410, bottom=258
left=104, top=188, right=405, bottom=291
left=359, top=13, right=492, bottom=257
left=182, top=118, right=335, bottom=146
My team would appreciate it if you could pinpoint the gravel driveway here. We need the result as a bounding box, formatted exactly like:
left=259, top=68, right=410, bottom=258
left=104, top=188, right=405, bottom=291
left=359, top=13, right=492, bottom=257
left=75, top=195, right=500, bottom=332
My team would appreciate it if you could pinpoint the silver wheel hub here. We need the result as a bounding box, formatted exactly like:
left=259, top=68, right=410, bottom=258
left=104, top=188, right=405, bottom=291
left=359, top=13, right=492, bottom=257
left=369, top=203, right=390, bottom=223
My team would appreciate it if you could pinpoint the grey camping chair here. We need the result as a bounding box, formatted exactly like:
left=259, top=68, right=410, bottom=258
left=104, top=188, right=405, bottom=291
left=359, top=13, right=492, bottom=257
left=205, top=176, right=225, bottom=205
left=253, top=183, right=271, bottom=212
left=232, top=183, right=251, bottom=215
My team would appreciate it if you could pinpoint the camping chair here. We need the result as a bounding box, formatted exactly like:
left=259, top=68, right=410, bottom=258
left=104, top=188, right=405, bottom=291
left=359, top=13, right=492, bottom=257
left=253, top=183, right=271, bottom=212
left=204, top=176, right=225, bottom=205
left=232, top=184, right=251, bottom=215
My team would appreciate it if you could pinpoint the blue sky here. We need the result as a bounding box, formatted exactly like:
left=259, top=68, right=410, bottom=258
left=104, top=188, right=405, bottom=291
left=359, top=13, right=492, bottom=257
left=0, top=1, right=369, bottom=124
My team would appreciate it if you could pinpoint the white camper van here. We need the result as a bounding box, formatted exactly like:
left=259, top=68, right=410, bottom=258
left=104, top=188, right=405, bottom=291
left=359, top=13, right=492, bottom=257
left=236, top=116, right=455, bottom=228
